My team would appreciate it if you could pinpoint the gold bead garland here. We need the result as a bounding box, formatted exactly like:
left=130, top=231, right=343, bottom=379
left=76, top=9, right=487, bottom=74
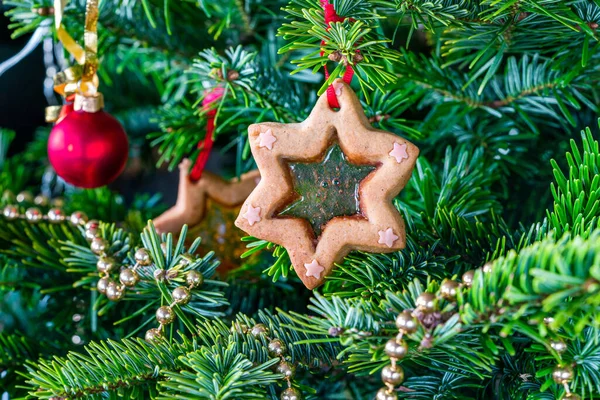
left=375, top=310, right=417, bottom=400
left=248, top=323, right=302, bottom=400
left=84, top=220, right=149, bottom=303
left=376, top=261, right=583, bottom=400
left=2, top=192, right=82, bottom=225
left=0, top=191, right=138, bottom=302
left=375, top=270, right=476, bottom=399
left=144, top=261, right=204, bottom=343
left=546, top=336, right=579, bottom=399
left=1, top=191, right=214, bottom=345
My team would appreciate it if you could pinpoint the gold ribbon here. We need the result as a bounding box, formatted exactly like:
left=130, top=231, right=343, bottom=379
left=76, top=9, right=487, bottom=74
left=82, top=0, right=99, bottom=80
left=53, top=0, right=99, bottom=89
left=45, top=105, right=63, bottom=123
left=48, top=0, right=101, bottom=120
left=54, top=0, right=85, bottom=65
left=53, top=65, right=82, bottom=96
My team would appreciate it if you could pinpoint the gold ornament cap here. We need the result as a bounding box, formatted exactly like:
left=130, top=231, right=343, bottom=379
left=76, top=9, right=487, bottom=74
left=74, top=92, right=104, bottom=113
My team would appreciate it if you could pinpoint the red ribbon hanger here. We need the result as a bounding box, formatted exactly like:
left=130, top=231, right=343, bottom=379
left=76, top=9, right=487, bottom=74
left=320, top=0, right=355, bottom=108
left=189, top=87, right=225, bottom=182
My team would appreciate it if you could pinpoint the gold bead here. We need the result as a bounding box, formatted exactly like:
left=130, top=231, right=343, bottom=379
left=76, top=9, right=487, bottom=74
left=251, top=323, right=269, bottom=337
left=552, top=366, right=574, bottom=384
left=96, top=276, right=112, bottom=294
left=186, top=270, right=204, bottom=288
left=119, top=268, right=139, bottom=287
left=85, top=226, right=99, bottom=241
left=25, top=207, right=43, bottom=223
left=276, top=361, right=296, bottom=379
left=85, top=221, right=100, bottom=240
left=91, top=237, right=108, bottom=254
left=106, top=282, right=124, bottom=301
left=47, top=208, right=65, bottom=223
left=172, top=286, right=191, bottom=305
left=85, top=220, right=100, bottom=231
left=34, top=195, right=49, bottom=207
left=3, top=205, right=19, bottom=220
left=16, top=191, right=33, bottom=203
left=395, top=311, right=418, bottom=334
left=69, top=211, right=88, bottom=226
left=156, top=306, right=175, bottom=325
left=268, top=338, right=286, bottom=357
left=482, top=262, right=493, bottom=273
left=384, top=338, right=408, bottom=359
left=96, top=257, right=116, bottom=273
left=280, top=387, right=302, bottom=400
left=416, top=292, right=436, bottom=312
left=562, top=393, right=581, bottom=400
left=381, top=364, right=404, bottom=386
left=376, top=387, right=398, bottom=400
left=135, top=248, right=152, bottom=266
left=440, top=279, right=459, bottom=300
left=462, top=270, right=475, bottom=287
left=550, top=339, right=567, bottom=354
left=145, top=328, right=162, bottom=343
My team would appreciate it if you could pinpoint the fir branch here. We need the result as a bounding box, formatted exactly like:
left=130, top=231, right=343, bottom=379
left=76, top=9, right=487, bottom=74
left=159, top=344, right=281, bottom=399
left=24, top=311, right=340, bottom=399
left=25, top=337, right=192, bottom=399
left=278, top=0, right=401, bottom=97
left=0, top=332, right=39, bottom=370
left=547, top=124, right=600, bottom=238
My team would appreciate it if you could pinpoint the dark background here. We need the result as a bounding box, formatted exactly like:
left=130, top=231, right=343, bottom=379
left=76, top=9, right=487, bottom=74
left=0, top=12, right=46, bottom=154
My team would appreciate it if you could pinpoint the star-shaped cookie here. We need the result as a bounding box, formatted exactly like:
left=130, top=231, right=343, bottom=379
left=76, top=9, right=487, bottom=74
left=154, top=159, right=260, bottom=235
left=235, top=80, right=419, bottom=289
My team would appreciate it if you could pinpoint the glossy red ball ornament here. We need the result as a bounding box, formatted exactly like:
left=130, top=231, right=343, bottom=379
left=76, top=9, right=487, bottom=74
left=48, top=99, right=128, bottom=188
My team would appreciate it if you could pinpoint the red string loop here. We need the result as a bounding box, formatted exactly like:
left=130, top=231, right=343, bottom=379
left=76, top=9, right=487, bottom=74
left=320, top=0, right=354, bottom=108
left=189, top=87, right=224, bottom=181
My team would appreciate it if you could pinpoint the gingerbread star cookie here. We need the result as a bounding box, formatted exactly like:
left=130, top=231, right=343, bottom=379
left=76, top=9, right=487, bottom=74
left=154, top=160, right=260, bottom=272
left=235, top=79, right=419, bottom=289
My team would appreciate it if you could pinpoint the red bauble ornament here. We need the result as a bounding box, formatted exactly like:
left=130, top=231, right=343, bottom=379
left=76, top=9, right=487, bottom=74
left=48, top=95, right=128, bottom=188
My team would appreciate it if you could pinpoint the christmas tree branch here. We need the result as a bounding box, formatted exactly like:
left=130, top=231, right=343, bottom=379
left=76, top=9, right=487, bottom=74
left=24, top=312, right=341, bottom=398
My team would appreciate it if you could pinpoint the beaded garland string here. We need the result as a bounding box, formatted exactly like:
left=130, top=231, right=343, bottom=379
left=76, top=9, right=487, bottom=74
left=248, top=323, right=303, bottom=400
left=376, top=263, right=582, bottom=400
left=1, top=189, right=208, bottom=343
left=145, top=249, right=205, bottom=342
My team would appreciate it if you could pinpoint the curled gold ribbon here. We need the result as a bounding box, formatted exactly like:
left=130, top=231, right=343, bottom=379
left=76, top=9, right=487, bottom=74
left=48, top=0, right=101, bottom=120
left=45, top=105, right=63, bottom=123
left=53, top=65, right=82, bottom=96
left=53, top=0, right=99, bottom=89
left=82, top=0, right=99, bottom=81
left=53, top=0, right=85, bottom=65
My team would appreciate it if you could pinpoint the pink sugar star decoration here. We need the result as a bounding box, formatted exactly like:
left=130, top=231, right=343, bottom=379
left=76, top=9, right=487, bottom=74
left=258, top=129, right=277, bottom=150
left=333, top=80, right=344, bottom=97
left=243, top=204, right=261, bottom=226
left=378, top=228, right=399, bottom=248
left=389, top=142, right=409, bottom=163
left=304, top=259, right=325, bottom=279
